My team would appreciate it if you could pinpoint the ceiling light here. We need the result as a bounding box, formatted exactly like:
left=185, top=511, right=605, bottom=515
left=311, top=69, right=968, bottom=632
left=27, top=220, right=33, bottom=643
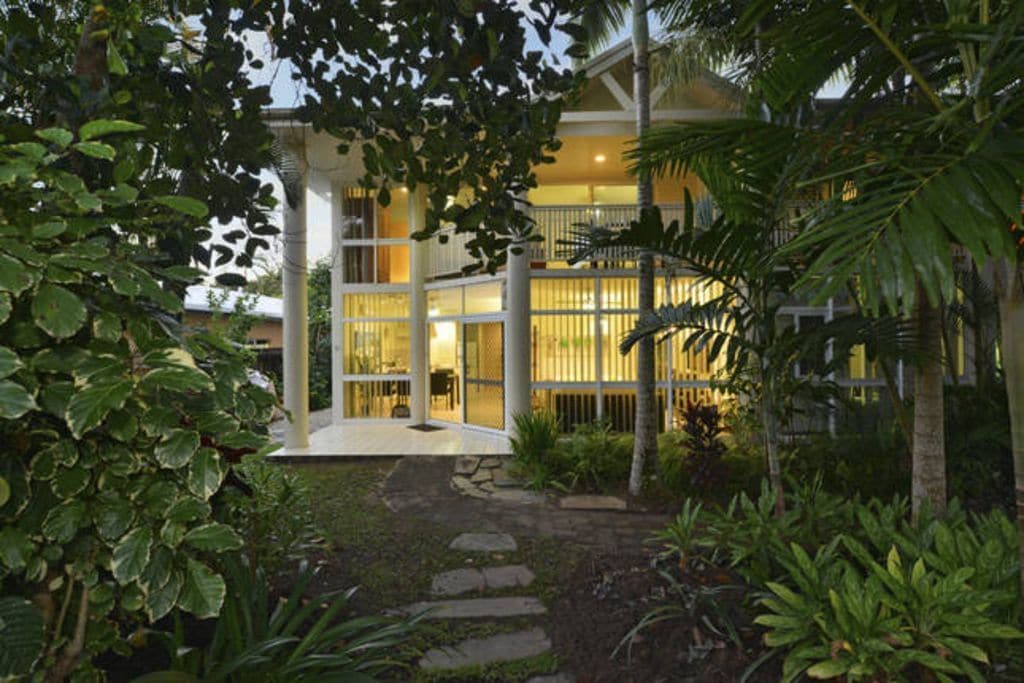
left=594, top=154, right=607, bottom=163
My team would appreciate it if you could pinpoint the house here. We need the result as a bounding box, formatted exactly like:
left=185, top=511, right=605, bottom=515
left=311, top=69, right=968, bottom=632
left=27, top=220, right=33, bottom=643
left=184, top=285, right=285, bottom=379
left=266, top=41, right=907, bottom=450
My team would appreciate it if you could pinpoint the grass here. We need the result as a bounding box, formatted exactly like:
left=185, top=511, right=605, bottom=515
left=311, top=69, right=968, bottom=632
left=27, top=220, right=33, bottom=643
left=285, top=460, right=583, bottom=680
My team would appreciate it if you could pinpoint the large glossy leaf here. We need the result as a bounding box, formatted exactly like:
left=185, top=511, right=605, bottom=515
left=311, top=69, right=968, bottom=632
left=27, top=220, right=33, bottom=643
left=154, top=195, right=209, bottom=218
left=41, top=500, right=86, bottom=543
left=144, top=570, right=183, bottom=623
left=78, top=119, right=145, bottom=141
left=177, top=559, right=225, bottom=619
left=187, top=449, right=224, bottom=500
left=0, top=380, right=35, bottom=419
left=182, top=523, right=242, bottom=552
left=0, top=598, right=45, bottom=678
left=66, top=378, right=133, bottom=438
left=0, top=254, right=34, bottom=295
left=0, top=348, right=21, bottom=379
left=93, top=496, right=136, bottom=542
left=32, top=284, right=87, bottom=339
left=111, top=527, right=153, bottom=585
left=154, top=430, right=200, bottom=469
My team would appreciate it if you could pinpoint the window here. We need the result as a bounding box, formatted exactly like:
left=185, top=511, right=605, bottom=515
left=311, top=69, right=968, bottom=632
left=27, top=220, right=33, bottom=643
left=340, top=186, right=410, bottom=284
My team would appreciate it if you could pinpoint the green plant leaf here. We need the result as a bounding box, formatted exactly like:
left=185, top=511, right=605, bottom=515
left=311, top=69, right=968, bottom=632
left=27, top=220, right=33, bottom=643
left=140, top=366, right=213, bottom=393
left=0, top=254, right=34, bottom=295
left=93, top=498, right=136, bottom=542
left=32, top=284, right=87, bottom=339
left=154, top=430, right=200, bottom=469
left=0, top=598, right=45, bottom=678
left=177, top=559, right=225, bottom=619
left=0, top=380, right=36, bottom=419
left=806, top=658, right=851, bottom=679
left=78, top=119, right=145, bottom=141
left=52, top=464, right=90, bottom=499
left=41, top=500, right=86, bottom=543
left=35, top=128, right=73, bottom=148
left=0, top=527, right=34, bottom=571
left=144, top=570, right=183, bottom=622
left=73, top=141, right=117, bottom=161
left=154, top=195, right=209, bottom=218
left=187, top=449, right=224, bottom=500
left=182, top=523, right=243, bottom=552
left=107, top=40, right=128, bottom=75
left=0, top=293, right=11, bottom=325
left=65, top=379, right=133, bottom=438
left=111, top=527, right=152, bottom=585
left=0, top=348, right=22, bottom=379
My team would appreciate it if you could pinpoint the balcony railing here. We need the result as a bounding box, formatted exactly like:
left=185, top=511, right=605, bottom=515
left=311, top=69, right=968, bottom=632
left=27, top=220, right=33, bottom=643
left=426, top=203, right=688, bottom=278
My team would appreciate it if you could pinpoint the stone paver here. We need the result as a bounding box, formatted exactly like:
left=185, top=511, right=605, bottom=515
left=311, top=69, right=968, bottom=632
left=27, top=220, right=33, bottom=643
left=454, top=455, right=481, bottom=475
left=559, top=494, right=628, bottom=511
left=419, top=627, right=551, bottom=670
left=481, top=564, right=535, bottom=589
left=449, top=532, right=518, bottom=552
left=395, top=596, right=546, bottom=619
left=526, top=674, right=575, bottom=683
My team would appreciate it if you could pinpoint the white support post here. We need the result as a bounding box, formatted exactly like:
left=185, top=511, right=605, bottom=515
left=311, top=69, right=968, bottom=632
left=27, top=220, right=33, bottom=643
left=504, top=199, right=532, bottom=433
left=330, top=182, right=345, bottom=425
left=282, top=161, right=310, bottom=449
left=409, top=187, right=428, bottom=424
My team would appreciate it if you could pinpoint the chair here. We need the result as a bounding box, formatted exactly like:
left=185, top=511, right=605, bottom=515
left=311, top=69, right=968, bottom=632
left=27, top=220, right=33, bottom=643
left=430, top=370, right=454, bottom=409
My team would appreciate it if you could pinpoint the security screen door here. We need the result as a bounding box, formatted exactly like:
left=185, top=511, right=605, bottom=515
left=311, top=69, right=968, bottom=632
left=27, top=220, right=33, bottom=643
left=463, top=322, right=504, bottom=430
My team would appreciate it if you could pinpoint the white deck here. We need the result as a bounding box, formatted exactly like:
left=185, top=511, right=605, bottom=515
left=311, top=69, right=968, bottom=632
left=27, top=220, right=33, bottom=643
left=270, top=421, right=511, bottom=458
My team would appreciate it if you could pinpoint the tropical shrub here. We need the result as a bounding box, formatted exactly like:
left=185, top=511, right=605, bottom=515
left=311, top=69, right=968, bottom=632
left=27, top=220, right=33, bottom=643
left=224, top=456, right=323, bottom=580
left=511, top=417, right=632, bottom=493
left=510, top=410, right=561, bottom=464
left=135, top=557, right=422, bottom=682
left=0, top=124, right=275, bottom=679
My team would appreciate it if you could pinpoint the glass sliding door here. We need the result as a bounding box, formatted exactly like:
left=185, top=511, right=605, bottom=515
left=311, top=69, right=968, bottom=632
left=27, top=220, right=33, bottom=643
left=464, top=322, right=504, bottom=430
left=428, top=321, right=461, bottom=423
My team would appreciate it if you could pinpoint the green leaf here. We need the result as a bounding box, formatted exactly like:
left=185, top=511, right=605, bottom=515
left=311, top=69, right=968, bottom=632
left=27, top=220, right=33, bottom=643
left=41, top=500, right=86, bottom=543
left=182, top=523, right=242, bottom=553
left=0, top=598, right=45, bottom=678
left=154, top=430, right=200, bottom=469
left=187, top=449, right=224, bottom=500
left=107, top=40, right=128, bottom=75
left=92, top=312, right=122, bottom=342
left=140, top=366, right=213, bottom=393
left=111, top=527, right=152, bottom=585
left=166, top=497, right=210, bottom=524
left=35, top=128, right=73, bottom=148
left=0, top=477, right=8, bottom=508
left=144, top=570, right=183, bottom=622
left=66, top=379, right=132, bottom=438
left=153, top=195, right=209, bottom=218
left=0, top=293, right=11, bottom=325
left=0, top=254, right=34, bottom=295
left=178, top=559, right=225, bottom=619
left=0, top=347, right=21, bottom=379
left=0, top=380, right=36, bottom=419
left=52, top=464, right=90, bottom=499
left=31, top=221, right=67, bottom=239
left=32, top=284, right=87, bottom=339
left=806, top=658, right=851, bottom=679
left=0, top=527, right=34, bottom=571
left=78, top=119, right=145, bottom=141
left=73, top=142, right=117, bottom=161
left=93, top=498, right=135, bottom=542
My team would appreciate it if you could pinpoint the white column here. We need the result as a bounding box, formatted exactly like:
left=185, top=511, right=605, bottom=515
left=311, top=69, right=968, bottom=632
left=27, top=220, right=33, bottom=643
left=282, top=161, right=309, bottom=449
left=504, top=206, right=532, bottom=432
left=330, top=182, right=345, bottom=425
left=409, top=186, right=428, bottom=424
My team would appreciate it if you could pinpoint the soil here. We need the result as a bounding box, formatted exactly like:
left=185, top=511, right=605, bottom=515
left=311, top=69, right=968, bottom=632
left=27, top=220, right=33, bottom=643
left=550, top=550, right=779, bottom=683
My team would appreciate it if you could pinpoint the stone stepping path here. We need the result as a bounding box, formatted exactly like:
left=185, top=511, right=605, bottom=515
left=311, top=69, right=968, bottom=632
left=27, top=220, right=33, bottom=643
left=432, top=564, right=535, bottom=596
left=419, top=627, right=551, bottom=671
left=406, top=531, right=572, bottom=679
left=448, top=531, right=518, bottom=552
left=393, top=596, right=546, bottom=619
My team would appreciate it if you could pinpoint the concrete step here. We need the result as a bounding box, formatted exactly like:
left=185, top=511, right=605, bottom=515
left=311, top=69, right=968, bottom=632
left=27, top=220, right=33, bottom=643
left=419, top=627, right=551, bottom=670
left=431, top=565, right=536, bottom=596
left=392, top=596, right=546, bottom=619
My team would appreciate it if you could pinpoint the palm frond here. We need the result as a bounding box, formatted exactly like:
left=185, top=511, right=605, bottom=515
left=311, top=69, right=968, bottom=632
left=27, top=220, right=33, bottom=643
left=574, top=0, right=628, bottom=55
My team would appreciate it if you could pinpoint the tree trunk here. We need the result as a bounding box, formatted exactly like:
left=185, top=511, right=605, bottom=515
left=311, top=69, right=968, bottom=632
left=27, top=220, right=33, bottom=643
left=761, top=384, right=785, bottom=517
left=628, top=0, right=658, bottom=496
left=912, top=290, right=947, bottom=521
left=993, top=259, right=1024, bottom=597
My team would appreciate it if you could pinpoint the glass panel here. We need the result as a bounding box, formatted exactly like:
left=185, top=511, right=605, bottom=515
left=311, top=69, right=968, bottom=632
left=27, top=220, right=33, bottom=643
left=531, top=278, right=595, bottom=311
left=376, top=244, right=410, bottom=283
left=428, top=288, right=462, bottom=317
left=378, top=190, right=409, bottom=238
left=343, top=379, right=408, bottom=418
left=592, top=185, right=637, bottom=205
left=600, top=314, right=668, bottom=382
left=600, top=277, right=638, bottom=310
left=844, top=344, right=881, bottom=380
left=343, top=246, right=374, bottom=283
left=343, top=293, right=409, bottom=319
left=343, top=321, right=410, bottom=374
left=464, top=282, right=503, bottom=314
left=531, top=314, right=596, bottom=382
left=428, top=322, right=461, bottom=422
left=465, top=322, right=504, bottom=430
left=342, top=188, right=375, bottom=239
left=528, top=185, right=590, bottom=206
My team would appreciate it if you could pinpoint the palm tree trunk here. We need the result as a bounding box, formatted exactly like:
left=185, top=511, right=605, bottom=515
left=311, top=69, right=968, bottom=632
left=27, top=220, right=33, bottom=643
left=761, top=381, right=785, bottom=517
left=912, top=289, right=947, bottom=521
left=628, top=0, right=658, bottom=496
left=994, top=259, right=1024, bottom=596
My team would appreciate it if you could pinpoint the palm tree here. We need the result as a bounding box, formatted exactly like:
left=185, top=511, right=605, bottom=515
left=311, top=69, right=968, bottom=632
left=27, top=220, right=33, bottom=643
left=637, top=1, right=1024, bottom=585
left=578, top=0, right=658, bottom=496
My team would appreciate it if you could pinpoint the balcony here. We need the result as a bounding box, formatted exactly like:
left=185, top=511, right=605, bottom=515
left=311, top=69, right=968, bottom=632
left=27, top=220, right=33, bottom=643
left=426, top=203, right=687, bottom=279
